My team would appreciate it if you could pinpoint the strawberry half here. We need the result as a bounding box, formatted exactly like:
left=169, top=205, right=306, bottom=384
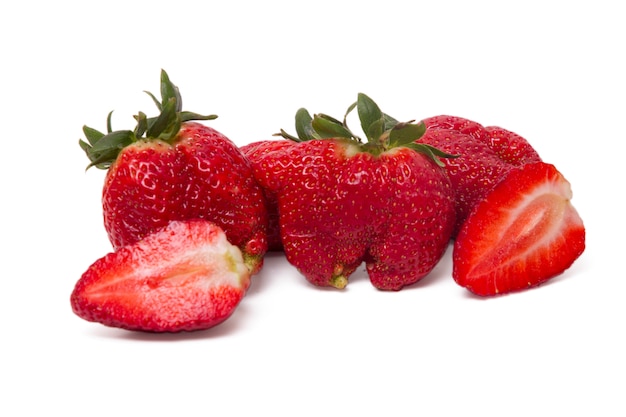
left=453, top=162, right=585, bottom=296
left=70, top=219, right=251, bottom=332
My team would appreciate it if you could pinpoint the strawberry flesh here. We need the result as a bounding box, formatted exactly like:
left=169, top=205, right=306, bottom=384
left=71, top=219, right=251, bottom=332
left=453, top=162, right=585, bottom=296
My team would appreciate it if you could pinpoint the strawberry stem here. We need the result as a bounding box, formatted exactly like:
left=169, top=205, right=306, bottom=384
left=330, top=275, right=348, bottom=289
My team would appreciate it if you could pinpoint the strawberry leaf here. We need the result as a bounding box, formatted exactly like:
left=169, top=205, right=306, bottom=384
left=311, top=113, right=355, bottom=139
left=295, top=108, right=319, bottom=141
left=389, top=121, right=426, bottom=147
left=383, top=112, right=399, bottom=131
left=367, top=119, right=386, bottom=144
left=106, top=111, right=114, bottom=133
left=146, top=97, right=177, bottom=140
left=274, top=129, right=301, bottom=141
left=88, top=130, right=135, bottom=154
left=160, top=69, right=183, bottom=112
left=406, top=142, right=458, bottom=167
left=134, top=112, right=148, bottom=137
left=357, top=93, right=385, bottom=144
left=275, top=108, right=321, bottom=142
left=180, top=111, right=218, bottom=123
left=83, top=129, right=136, bottom=170
left=343, top=101, right=357, bottom=126
left=82, top=125, right=105, bottom=146
left=144, top=90, right=162, bottom=111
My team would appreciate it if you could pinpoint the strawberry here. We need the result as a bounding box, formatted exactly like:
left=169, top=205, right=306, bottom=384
left=420, top=114, right=486, bottom=141
left=420, top=115, right=541, bottom=165
left=267, top=94, right=456, bottom=290
left=483, top=125, right=542, bottom=166
left=416, top=115, right=542, bottom=236
left=240, top=139, right=294, bottom=251
left=70, top=219, right=251, bottom=332
left=453, top=162, right=585, bottom=296
left=79, top=70, right=268, bottom=273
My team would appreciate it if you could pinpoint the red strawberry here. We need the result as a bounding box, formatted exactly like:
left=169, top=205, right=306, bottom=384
left=420, top=114, right=486, bottom=141
left=240, top=139, right=294, bottom=251
left=79, top=70, right=268, bottom=273
left=417, top=115, right=542, bottom=236
left=421, top=115, right=541, bottom=164
left=70, top=219, right=251, bottom=332
left=483, top=125, right=542, bottom=166
left=268, top=94, right=456, bottom=290
left=453, top=162, right=585, bottom=296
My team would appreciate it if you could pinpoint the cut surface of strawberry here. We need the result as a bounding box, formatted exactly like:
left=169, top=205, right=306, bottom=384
left=70, top=219, right=251, bottom=332
left=453, top=162, right=585, bottom=296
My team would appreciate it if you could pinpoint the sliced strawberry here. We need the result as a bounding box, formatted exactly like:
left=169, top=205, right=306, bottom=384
left=453, top=162, right=585, bottom=296
left=70, top=220, right=251, bottom=332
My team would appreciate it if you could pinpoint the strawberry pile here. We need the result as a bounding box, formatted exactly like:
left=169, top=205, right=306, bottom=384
left=71, top=71, right=586, bottom=333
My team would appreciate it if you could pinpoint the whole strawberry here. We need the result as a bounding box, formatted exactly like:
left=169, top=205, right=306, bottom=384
left=264, top=94, right=456, bottom=291
left=79, top=70, right=268, bottom=273
left=240, top=139, right=294, bottom=251
left=415, top=115, right=542, bottom=236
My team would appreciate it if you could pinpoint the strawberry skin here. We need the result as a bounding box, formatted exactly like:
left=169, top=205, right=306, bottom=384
left=240, top=139, right=295, bottom=251
left=453, top=162, right=585, bottom=296
left=71, top=220, right=251, bottom=332
left=483, top=125, right=542, bottom=166
left=418, top=127, right=513, bottom=236
left=420, top=114, right=486, bottom=141
left=421, top=115, right=541, bottom=165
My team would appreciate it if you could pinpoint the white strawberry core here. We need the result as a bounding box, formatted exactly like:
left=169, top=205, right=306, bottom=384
left=471, top=177, right=582, bottom=277
left=101, top=221, right=251, bottom=294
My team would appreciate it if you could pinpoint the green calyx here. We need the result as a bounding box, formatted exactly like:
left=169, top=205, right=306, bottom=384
left=275, top=93, right=456, bottom=166
left=79, top=70, right=217, bottom=170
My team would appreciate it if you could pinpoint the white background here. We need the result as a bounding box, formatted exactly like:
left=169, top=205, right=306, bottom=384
left=2, top=1, right=624, bottom=416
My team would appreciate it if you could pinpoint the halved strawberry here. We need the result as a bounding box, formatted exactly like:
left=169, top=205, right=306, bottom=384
left=70, top=219, right=251, bottom=332
left=453, top=162, right=585, bottom=296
